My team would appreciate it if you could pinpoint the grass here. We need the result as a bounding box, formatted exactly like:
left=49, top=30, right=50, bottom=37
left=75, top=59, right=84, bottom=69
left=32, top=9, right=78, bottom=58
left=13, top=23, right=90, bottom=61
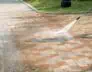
left=25, top=0, right=92, bottom=13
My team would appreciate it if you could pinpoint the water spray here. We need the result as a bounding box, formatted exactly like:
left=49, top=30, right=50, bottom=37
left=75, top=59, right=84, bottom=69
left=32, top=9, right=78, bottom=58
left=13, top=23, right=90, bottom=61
left=56, top=16, right=80, bottom=34
left=32, top=9, right=92, bottom=42
left=56, top=8, right=92, bottom=34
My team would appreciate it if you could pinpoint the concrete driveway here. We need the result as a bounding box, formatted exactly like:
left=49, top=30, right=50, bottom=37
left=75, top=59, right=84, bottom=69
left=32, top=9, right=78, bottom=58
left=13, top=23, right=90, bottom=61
left=0, top=0, right=92, bottom=72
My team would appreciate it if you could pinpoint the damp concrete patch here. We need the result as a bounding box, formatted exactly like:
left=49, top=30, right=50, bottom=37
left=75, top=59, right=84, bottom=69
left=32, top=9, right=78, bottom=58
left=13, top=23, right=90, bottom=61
left=31, top=36, right=72, bottom=42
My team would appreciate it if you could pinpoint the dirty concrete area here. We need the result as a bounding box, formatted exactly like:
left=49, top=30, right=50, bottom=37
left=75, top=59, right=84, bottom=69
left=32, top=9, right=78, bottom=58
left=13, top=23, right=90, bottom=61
left=11, top=11, right=92, bottom=72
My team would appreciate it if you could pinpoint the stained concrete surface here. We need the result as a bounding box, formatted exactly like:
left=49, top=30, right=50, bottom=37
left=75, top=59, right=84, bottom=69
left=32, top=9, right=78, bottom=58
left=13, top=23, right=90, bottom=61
left=12, top=12, right=92, bottom=72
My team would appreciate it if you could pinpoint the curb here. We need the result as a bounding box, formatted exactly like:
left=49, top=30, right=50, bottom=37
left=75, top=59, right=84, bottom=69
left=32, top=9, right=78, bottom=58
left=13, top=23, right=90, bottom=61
left=22, top=1, right=39, bottom=12
left=19, top=0, right=39, bottom=12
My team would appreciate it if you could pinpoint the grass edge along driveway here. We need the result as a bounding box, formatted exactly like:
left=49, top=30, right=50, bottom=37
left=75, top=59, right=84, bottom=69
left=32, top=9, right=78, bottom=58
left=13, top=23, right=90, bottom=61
left=25, top=0, right=92, bottom=13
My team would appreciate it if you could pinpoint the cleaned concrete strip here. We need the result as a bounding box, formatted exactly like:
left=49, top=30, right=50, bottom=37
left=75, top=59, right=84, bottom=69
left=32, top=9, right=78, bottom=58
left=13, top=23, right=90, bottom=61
left=0, top=0, right=32, bottom=72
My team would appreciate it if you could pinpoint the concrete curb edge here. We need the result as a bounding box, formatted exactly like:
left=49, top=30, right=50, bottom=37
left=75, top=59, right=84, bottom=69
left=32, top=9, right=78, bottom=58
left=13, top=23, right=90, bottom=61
left=19, top=0, right=39, bottom=12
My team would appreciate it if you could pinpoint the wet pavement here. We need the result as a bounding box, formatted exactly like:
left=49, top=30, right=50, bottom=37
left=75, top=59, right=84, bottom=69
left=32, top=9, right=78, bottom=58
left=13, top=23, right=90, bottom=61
left=0, top=0, right=92, bottom=72
left=12, top=12, right=92, bottom=72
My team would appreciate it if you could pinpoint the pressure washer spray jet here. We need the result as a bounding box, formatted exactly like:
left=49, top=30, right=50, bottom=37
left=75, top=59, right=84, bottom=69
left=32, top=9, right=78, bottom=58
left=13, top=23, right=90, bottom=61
left=55, top=16, right=80, bottom=37
left=32, top=16, right=80, bottom=42
left=32, top=9, right=92, bottom=42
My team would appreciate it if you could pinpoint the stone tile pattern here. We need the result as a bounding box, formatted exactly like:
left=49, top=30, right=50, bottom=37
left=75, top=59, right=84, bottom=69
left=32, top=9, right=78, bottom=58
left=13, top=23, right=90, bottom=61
left=20, top=39, right=92, bottom=72
left=12, top=12, right=92, bottom=72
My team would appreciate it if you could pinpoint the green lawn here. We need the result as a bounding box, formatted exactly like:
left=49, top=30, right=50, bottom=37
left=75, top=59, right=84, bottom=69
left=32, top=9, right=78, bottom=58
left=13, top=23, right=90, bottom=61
left=25, top=0, right=92, bottom=13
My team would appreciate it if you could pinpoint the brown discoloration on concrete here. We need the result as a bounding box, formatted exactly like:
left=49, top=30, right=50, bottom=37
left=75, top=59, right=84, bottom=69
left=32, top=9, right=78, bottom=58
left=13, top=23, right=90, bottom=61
left=11, top=11, right=92, bottom=72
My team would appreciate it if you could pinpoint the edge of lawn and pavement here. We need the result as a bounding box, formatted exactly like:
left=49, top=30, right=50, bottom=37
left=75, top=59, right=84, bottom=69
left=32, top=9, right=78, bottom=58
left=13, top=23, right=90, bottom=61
left=18, top=0, right=39, bottom=12
left=22, top=0, right=92, bottom=14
